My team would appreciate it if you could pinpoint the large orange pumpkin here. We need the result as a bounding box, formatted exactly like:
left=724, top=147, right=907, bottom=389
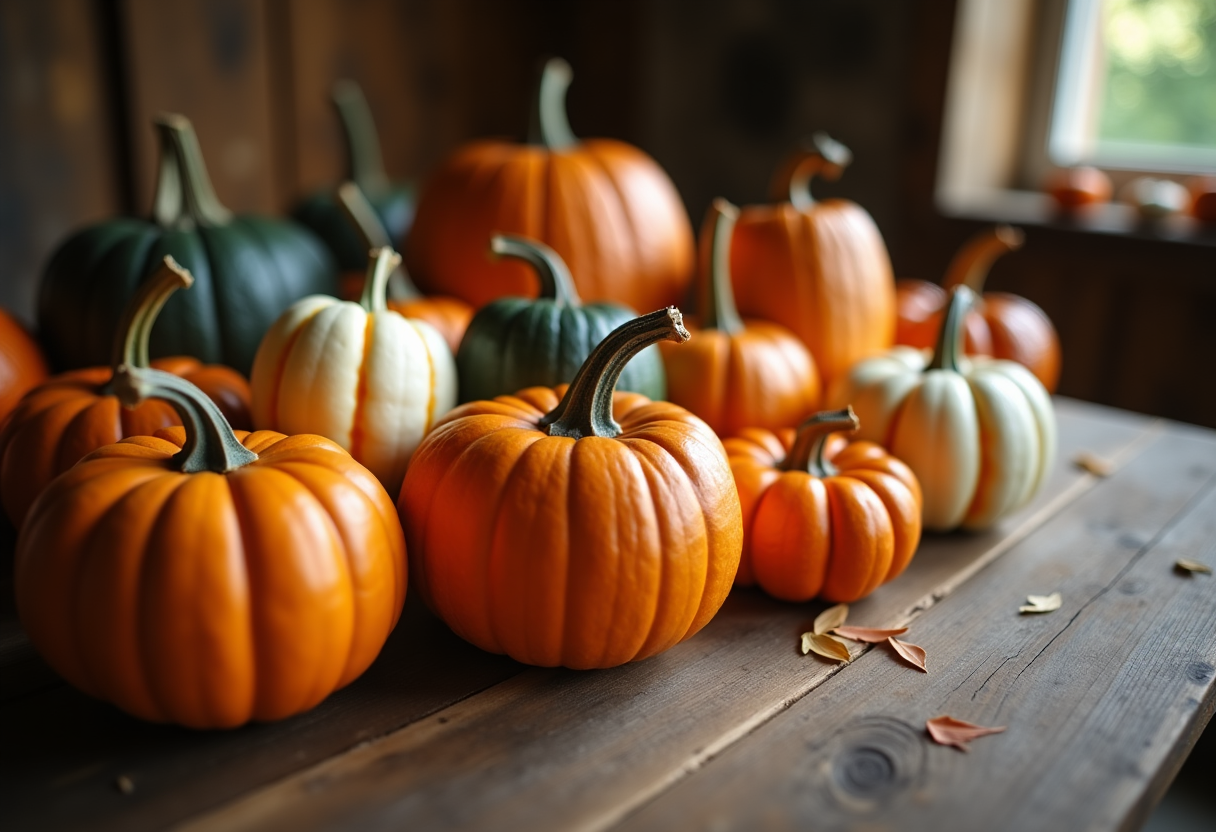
left=399, top=307, right=742, bottom=669
left=725, top=407, right=922, bottom=601
left=405, top=58, right=695, bottom=312
left=15, top=364, right=406, bottom=728
left=660, top=198, right=820, bottom=438
left=0, top=257, right=252, bottom=526
left=0, top=307, right=49, bottom=426
left=730, top=133, right=896, bottom=385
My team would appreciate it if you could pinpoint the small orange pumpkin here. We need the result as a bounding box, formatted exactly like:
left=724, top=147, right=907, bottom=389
left=660, top=198, right=820, bottom=437
left=724, top=407, right=922, bottom=602
left=1045, top=166, right=1112, bottom=212
left=0, top=307, right=49, bottom=426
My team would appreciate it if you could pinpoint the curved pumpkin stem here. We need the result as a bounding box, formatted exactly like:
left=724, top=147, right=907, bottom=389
left=109, top=256, right=194, bottom=371
left=151, top=113, right=233, bottom=229
left=113, top=364, right=258, bottom=473
left=528, top=57, right=577, bottom=150
left=332, top=80, right=390, bottom=197
left=941, top=225, right=1025, bottom=293
left=490, top=234, right=581, bottom=308
left=541, top=307, right=690, bottom=439
left=698, top=198, right=744, bottom=335
left=783, top=407, right=859, bottom=478
left=337, top=181, right=422, bottom=301
left=360, top=247, right=403, bottom=313
left=928, top=286, right=976, bottom=373
left=771, top=132, right=852, bottom=211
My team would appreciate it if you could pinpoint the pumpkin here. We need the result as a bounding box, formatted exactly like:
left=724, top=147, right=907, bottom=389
left=1123, top=177, right=1189, bottom=220
left=251, top=247, right=457, bottom=497
left=660, top=198, right=820, bottom=437
left=1189, top=175, right=1216, bottom=223
left=828, top=286, right=1056, bottom=532
left=1045, top=166, right=1112, bottom=212
left=455, top=234, right=667, bottom=403
left=724, top=407, right=922, bottom=601
left=336, top=181, right=472, bottom=354
left=406, top=57, right=695, bottom=312
left=895, top=225, right=1061, bottom=392
left=293, top=81, right=417, bottom=295
left=399, top=307, right=742, bottom=669
left=15, top=364, right=407, bottom=728
left=729, top=133, right=896, bottom=385
left=38, top=113, right=336, bottom=376
left=1, top=257, right=253, bottom=527
left=0, top=308, right=49, bottom=426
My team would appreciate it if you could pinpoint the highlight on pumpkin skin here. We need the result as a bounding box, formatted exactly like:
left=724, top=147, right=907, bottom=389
left=0, top=307, right=49, bottom=425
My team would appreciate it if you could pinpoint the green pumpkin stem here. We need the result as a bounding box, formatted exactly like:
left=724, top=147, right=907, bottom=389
left=332, top=80, right=390, bottom=197
left=360, top=247, right=403, bottom=313
left=541, top=307, right=690, bottom=440
left=152, top=114, right=233, bottom=229
left=113, top=364, right=258, bottom=474
left=773, top=132, right=853, bottom=211
left=110, top=256, right=194, bottom=371
left=490, top=234, right=581, bottom=307
left=942, top=225, right=1025, bottom=293
left=782, top=407, right=859, bottom=478
left=337, top=181, right=422, bottom=301
left=698, top=198, right=744, bottom=335
left=528, top=57, right=577, bottom=150
left=928, top=286, right=976, bottom=373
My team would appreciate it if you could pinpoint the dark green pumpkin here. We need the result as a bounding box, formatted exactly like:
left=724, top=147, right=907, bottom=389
left=292, top=81, right=416, bottom=273
left=38, top=114, right=336, bottom=376
left=456, top=235, right=667, bottom=403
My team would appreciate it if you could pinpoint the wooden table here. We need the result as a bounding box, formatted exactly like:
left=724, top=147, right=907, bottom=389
left=2, top=397, right=1214, bottom=832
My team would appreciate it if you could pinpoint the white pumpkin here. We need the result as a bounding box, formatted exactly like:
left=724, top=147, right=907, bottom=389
left=251, top=247, right=457, bottom=496
left=828, top=286, right=1055, bottom=532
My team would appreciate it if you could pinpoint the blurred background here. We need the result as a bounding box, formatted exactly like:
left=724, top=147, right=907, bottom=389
left=1, top=0, right=1214, bottom=428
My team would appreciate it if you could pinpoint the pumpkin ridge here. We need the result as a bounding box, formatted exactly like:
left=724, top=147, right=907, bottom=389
left=407, top=318, right=439, bottom=434
left=263, top=304, right=326, bottom=430
left=580, top=147, right=642, bottom=300
left=349, top=314, right=376, bottom=463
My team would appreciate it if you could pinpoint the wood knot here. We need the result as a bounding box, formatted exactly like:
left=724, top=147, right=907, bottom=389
left=1186, top=661, right=1214, bottom=684
left=812, top=716, right=926, bottom=812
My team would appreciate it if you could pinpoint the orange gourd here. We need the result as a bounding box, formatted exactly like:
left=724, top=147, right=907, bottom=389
left=0, top=257, right=252, bottom=526
left=1045, top=166, right=1112, bottom=212
left=399, top=307, right=742, bottom=669
left=894, top=225, right=1061, bottom=392
left=724, top=407, right=922, bottom=601
left=0, top=308, right=49, bottom=426
left=406, top=58, right=694, bottom=313
left=730, top=133, right=896, bottom=385
left=15, top=364, right=406, bottom=728
left=1189, top=175, right=1216, bottom=223
left=660, top=198, right=820, bottom=437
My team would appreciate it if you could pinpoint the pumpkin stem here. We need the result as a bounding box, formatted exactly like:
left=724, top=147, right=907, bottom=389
left=772, top=132, right=852, bottom=211
left=332, top=80, right=390, bottom=197
left=151, top=113, right=233, bottom=229
left=528, top=57, right=577, bottom=150
left=113, top=364, right=258, bottom=473
left=540, top=307, right=690, bottom=439
left=782, top=407, right=859, bottom=478
left=942, top=225, right=1025, bottom=293
left=698, top=198, right=745, bottom=335
left=928, top=286, right=976, bottom=373
left=337, top=181, right=422, bottom=301
left=490, top=234, right=581, bottom=308
left=109, top=256, right=194, bottom=371
left=359, top=247, right=403, bottom=313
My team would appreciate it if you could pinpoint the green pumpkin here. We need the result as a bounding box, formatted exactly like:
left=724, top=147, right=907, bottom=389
left=38, top=114, right=337, bottom=376
left=292, top=81, right=416, bottom=273
left=456, top=235, right=667, bottom=403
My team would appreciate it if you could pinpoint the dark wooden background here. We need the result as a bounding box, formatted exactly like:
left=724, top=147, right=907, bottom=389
left=2, top=0, right=1214, bottom=427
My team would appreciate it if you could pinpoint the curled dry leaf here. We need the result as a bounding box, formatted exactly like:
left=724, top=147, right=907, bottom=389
left=1072, top=452, right=1113, bottom=477
left=801, top=632, right=852, bottom=663
left=1175, top=559, right=1212, bottom=575
left=813, top=603, right=849, bottom=635
left=833, top=625, right=909, bottom=643
left=889, top=637, right=927, bottom=672
left=1019, top=592, right=1063, bottom=614
left=926, top=716, right=1006, bottom=752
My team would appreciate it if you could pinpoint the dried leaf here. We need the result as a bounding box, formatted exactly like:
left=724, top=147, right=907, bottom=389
left=833, top=625, right=909, bottom=643
left=800, top=632, right=852, bottom=663
left=926, top=716, right=1007, bottom=751
left=888, top=637, right=928, bottom=672
left=813, top=603, right=849, bottom=635
left=1175, top=559, right=1213, bottom=575
left=1072, top=452, right=1113, bottom=477
left=1019, top=592, right=1063, bottom=614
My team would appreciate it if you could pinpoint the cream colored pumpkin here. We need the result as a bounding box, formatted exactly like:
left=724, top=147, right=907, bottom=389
left=828, top=286, right=1055, bottom=532
left=251, top=248, right=457, bottom=496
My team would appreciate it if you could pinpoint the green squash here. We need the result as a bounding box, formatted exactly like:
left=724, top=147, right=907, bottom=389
left=292, top=81, right=416, bottom=273
left=456, top=235, right=667, bottom=403
left=38, top=114, right=337, bottom=376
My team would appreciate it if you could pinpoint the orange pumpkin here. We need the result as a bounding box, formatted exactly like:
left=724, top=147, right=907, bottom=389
left=0, top=307, right=49, bottom=426
left=1189, top=175, right=1216, bottom=223
left=15, top=364, right=406, bottom=728
left=895, top=225, right=1060, bottom=392
left=0, top=257, right=252, bottom=526
left=730, top=133, right=896, bottom=385
left=399, top=307, right=742, bottom=669
left=724, top=407, right=922, bottom=602
left=660, top=198, right=820, bottom=437
left=405, top=58, right=694, bottom=313
left=1045, top=166, right=1112, bottom=212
